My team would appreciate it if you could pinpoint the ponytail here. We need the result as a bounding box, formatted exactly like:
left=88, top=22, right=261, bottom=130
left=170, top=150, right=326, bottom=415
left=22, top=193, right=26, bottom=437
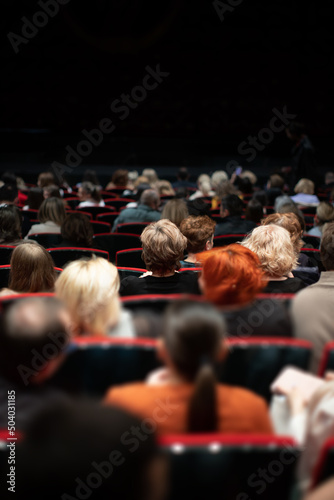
left=188, top=362, right=217, bottom=433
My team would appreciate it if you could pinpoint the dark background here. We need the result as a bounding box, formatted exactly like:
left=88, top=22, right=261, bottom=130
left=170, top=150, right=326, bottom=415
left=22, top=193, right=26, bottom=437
left=0, top=0, right=333, bottom=181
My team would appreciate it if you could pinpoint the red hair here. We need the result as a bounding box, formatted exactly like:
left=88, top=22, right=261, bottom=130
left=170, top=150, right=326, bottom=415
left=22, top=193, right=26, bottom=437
left=197, top=244, right=265, bottom=306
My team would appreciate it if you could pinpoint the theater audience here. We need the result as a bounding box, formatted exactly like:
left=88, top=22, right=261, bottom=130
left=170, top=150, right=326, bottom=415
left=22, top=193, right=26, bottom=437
left=291, top=222, right=334, bottom=372
left=16, top=400, right=164, bottom=500
left=245, top=199, right=263, bottom=224
left=0, top=184, right=18, bottom=205
left=119, top=220, right=200, bottom=296
left=242, top=225, right=307, bottom=293
left=59, top=213, right=93, bottom=248
left=307, top=202, right=334, bottom=237
left=37, top=172, right=56, bottom=188
left=22, top=187, right=44, bottom=210
left=55, top=257, right=135, bottom=338
left=142, top=168, right=159, bottom=188
left=161, top=198, right=189, bottom=227
left=189, top=174, right=214, bottom=200
left=197, top=244, right=292, bottom=337
left=0, top=204, right=26, bottom=245
left=172, top=167, right=196, bottom=190
left=105, top=301, right=273, bottom=434
left=77, top=181, right=105, bottom=208
left=105, top=169, right=130, bottom=190
left=0, top=296, right=71, bottom=430
left=112, top=189, right=161, bottom=231
left=179, top=215, right=215, bottom=267
left=157, top=179, right=175, bottom=197
left=0, top=242, right=56, bottom=296
left=76, top=169, right=102, bottom=189
left=265, top=173, right=285, bottom=205
left=26, top=197, right=66, bottom=237
left=291, top=178, right=320, bottom=206
left=215, top=194, right=256, bottom=236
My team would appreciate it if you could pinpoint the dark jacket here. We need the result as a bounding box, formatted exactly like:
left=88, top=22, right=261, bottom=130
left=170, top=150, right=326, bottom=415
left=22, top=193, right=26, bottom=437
left=214, top=216, right=256, bottom=236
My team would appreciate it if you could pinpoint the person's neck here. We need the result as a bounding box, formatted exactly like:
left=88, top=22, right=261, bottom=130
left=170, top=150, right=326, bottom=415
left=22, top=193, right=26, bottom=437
left=184, top=254, right=197, bottom=264
left=151, top=271, right=175, bottom=277
left=267, top=275, right=288, bottom=281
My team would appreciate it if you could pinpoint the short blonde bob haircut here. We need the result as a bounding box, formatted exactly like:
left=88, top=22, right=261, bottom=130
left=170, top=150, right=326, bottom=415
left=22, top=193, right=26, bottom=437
left=141, top=219, right=187, bottom=275
left=242, top=225, right=298, bottom=278
left=261, top=212, right=303, bottom=255
left=55, top=257, right=120, bottom=336
left=294, top=178, right=315, bottom=195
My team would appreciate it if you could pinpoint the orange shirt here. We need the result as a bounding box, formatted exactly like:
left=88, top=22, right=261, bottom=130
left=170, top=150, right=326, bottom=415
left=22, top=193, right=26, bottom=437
left=104, top=383, right=273, bottom=435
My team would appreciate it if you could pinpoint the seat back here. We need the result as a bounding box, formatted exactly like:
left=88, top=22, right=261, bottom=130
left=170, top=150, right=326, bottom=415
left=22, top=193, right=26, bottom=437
left=116, top=248, right=145, bottom=268
left=28, top=233, right=62, bottom=248
left=90, top=221, right=111, bottom=234
left=103, top=198, right=136, bottom=210
left=77, top=206, right=116, bottom=220
left=115, top=222, right=150, bottom=234
left=302, top=235, right=321, bottom=249
left=213, top=234, right=246, bottom=246
left=300, top=248, right=321, bottom=267
left=121, top=294, right=205, bottom=313
left=93, top=233, right=141, bottom=262
left=117, top=267, right=146, bottom=280
left=96, top=212, right=120, bottom=225
left=0, top=246, right=16, bottom=265
left=47, top=247, right=109, bottom=267
left=318, top=341, right=334, bottom=376
left=160, top=435, right=299, bottom=500
left=312, top=437, right=334, bottom=488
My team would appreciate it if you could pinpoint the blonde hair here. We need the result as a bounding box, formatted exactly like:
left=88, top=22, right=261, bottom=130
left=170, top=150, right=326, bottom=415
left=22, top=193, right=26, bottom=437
left=55, top=258, right=120, bottom=336
left=197, top=174, right=212, bottom=196
left=316, top=202, right=334, bottom=225
left=38, top=197, right=66, bottom=226
left=211, top=171, right=228, bottom=190
left=141, top=219, right=187, bottom=275
left=161, top=198, right=189, bottom=227
left=294, top=178, right=315, bottom=195
left=242, top=225, right=298, bottom=277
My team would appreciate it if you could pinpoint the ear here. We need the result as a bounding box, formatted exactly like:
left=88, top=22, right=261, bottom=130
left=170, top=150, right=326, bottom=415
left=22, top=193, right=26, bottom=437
left=205, top=238, right=213, bottom=251
left=220, top=207, right=229, bottom=218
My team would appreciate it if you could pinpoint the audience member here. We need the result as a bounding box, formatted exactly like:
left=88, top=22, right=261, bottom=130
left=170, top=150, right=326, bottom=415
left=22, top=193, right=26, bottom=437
left=106, top=169, right=130, bottom=190
left=60, top=213, right=93, bottom=248
left=55, top=257, right=135, bottom=338
left=0, top=242, right=56, bottom=296
left=291, top=178, right=320, bottom=206
left=77, top=181, right=105, bottom=208
left=0, top=204, right=25, bottom=245
left=37, top=172, right=56, bottom=188
left=161, top=198, right=189, bottom=227
left=76, top=169, right=102, bottom=189
left=26, top=197, right=66, bottom=237
left=179, top=215, right=215, bottom=267
left=215, top=194, right=256, bottom=236
left=291, top=222, right=334, bottom=372
left=105, top=301, right=273, bottom=434
left=0, top=296, right=71, bottom=430
left=112, top=189, right=161, bottom=231
left=22, top=187, right=44, bottom=210
left=189, top=174, right=214, bottom=200
left=307, top=202, right=334, bottom=237
left=197, top=244, right=292, bottom=337
left=0, top=184, right=18, bottom=205
left=187, top=198, right=212, bottom=217
left=157, top=179, right=175, bottom=197
left=245, top=199, right=263, bottom=224
left=211, top=180, right=237, bottom=209
left=172, top=167, right=196, bottom=190
left=242, top=225, right=306, bottom=293
left=286, top=121, right=317, bottom=184
left=265, top=174, right=285, bottom=205
left=119, top=220, right=200, bottom=296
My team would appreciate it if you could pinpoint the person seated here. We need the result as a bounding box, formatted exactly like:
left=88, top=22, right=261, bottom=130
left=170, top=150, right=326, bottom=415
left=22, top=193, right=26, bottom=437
left=189, top=174, right=215, bottom=200
left=55, top=257, right=135, bottom=338
left=197, top=244, right=292, bottom=337
left=265, top=173, right=285, bottom=205
left=77, top=181, right=105, bottom=208
left=104, top=301, right=273, bottom=434
left=214, top=194, right=257, bottom=236
left=37, top=171, right=57, bottom=188
left=119, top=219, right=201, bottom=296
left=0, top=184, right=18, bottom=205
left=0, top=204, right=31, bottom=245
left=211, top=179, right=237, bottom=210
left=307, top=202, right=334, bottom=238
left=142, top=168, right=159, bottom=188
left=76, top=168, right=102, bottom=190
left=179, top=215, right=215, bottom=267
left=161, top=198, right=189, bottom=228
left=244, top=199, right=263, bottom=224
left=106, top=168, right=131, bottom=191
left=112, top=189, right=161, bottom=231
left=26, top=197, right=66, bottom=236
left=242, top=225, right=307, bottom=293
left=291, top=178, right=320, bottom=206
left=172, top=166, right=196, bottom=190
left=16, top=400, right=164, bottom=500
left=157, top=179, right=175, bottom=197
left=59, top=213, right=93, bottom=248
left=22, top=187, right=44, bottom=211
left=0, top=296, right=71, bottom=430
left=0, top=242, right=56, bottom=296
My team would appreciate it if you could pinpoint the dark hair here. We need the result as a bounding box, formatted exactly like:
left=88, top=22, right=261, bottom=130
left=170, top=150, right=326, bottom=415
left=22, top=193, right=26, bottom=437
left=245, top=199, right=263, bottom=224
left=81, top=181, right=102, bottom=202
left=82, top=169, right=100, bottom=186
left=221, top=194, right=244, bottom=216
left=1, top=171, right=17, bottom=186
left=177, top=167, right=190, bottom=181
left=16, top=401, right=158, bottom=500
left=269, top=174, right=285, bottom=189
left=111, top=169, right=129, bottom=186
left=43, top=184, right=61, bottom=199
left=252, top=190, right=268, bottom=207
left=27, top=187, right=44, bottom=210
left=187, top=199, right=212, bottom=217
left=134, top=182, right=151, bottom=201
left=235, top=177, right=253, bottom=194
left=320, top=222, right=334, bottom=271
left=287, top=121, right=305, bottom=138
left=38, top=197, right=66, bottom=225
left=9, top=242, right=56, bottom=293
left=0, top=296, right=68, bottom=385
left=163, top=301, right=226, bottom=432
left=0, top=184, right=18, bottom=203
left=38, top=172, right=57, bottom=188
left=0, top=204, right=22, bottom=243
left=180, top=215, right=216, bottom=253
left=61, top=213, right=94, bottom=247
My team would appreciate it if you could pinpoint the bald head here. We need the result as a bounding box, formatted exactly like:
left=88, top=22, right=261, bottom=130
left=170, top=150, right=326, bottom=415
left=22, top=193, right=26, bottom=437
left=140, top=189, right=160, bottom=210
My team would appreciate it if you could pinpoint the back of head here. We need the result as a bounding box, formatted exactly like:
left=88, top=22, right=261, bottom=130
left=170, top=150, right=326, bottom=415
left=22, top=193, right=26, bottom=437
left=9, top=242, right=56, bottom=293
left=16, top=400, right=158, bottom=500
left=242, top=225, right=297, bottom=277
left=221, top=194, right=244, bottom=216
left=215, top=180, right=237, bottom=199
left=197, top=244, right=264, bottom=306
left=82, top=169, right=100, bottom=185
left=161, top=198, right=188, bottom=227
left=177, top=167, right=190, bottom=181
left=245, top=199, right=263, bottom=224
left=316, top=202, right=334, bottom=226
left=262, top=212, right=302, bottom=254
left=197, top=174, right=212, bottom=195
left=325, top=171, right=334, bottom=185
left=0, top=184, right=18, bottom=204
left=27, top=187, right=44, bottom=209
left=252, top=190, right=268, bottom=208
left=277, top=202, right=306, bottom=232
left=269, top=174, right=284, bottom=189
left=61, top=213, right=93, bottom=247
left=43, top=184, right=61, bottom=199
left=180, top=215, right=216, bottom=253
left=55, top=257, right=120, bottom=335
left=111, top=169, right=129, bottom=186
left=142, top=168, right=158, bottom=185
left=163, top=301, right=226, bottom=432
left=1, top=171, right=17, bottom=187
left=141, top=219, right=187, bottom=275
left=38, top=197, right=66, bottom=225
left=0, top=204, right=22, bottom=243
left=81, top=181, right=102, bottom=202
left=294, top=178, right=315, bottom=195
left=38, top=172, right=56, bottom=188
left=0, top=296, right=69, bottom=386
left=139, top=189, right=160, bottom=209
left=320, top=222, right=334, bottom=271
left=187, top=198, right=212, bottom=217
left=211, top=170, right=228, bottom=190
left=240, top=170, right=257, bottom=186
